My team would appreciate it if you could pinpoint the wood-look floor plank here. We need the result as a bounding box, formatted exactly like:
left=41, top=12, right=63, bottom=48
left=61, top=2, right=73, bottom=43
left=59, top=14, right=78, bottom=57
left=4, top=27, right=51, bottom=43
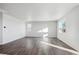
left=0, top=37, right=76, bottom=55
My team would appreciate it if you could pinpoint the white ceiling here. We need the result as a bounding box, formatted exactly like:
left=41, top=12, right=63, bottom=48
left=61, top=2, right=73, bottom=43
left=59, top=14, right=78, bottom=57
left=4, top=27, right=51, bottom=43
left=0, top=3, right=79, bottom=21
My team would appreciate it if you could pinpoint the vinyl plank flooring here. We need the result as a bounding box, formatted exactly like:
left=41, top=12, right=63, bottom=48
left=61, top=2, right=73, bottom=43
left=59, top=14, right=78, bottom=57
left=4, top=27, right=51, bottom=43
left=0, top=37, right=76, bottom=55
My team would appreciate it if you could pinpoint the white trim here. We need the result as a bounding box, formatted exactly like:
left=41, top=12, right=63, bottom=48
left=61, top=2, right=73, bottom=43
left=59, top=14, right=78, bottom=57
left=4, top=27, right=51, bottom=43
left=57, top=37, right=79, bottom=52
left=41, top=41, right=79, bottom=55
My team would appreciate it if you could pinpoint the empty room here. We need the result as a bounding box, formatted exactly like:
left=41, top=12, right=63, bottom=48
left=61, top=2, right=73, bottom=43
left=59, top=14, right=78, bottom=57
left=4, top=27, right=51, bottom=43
left=0, top=3, right=79, bottom=55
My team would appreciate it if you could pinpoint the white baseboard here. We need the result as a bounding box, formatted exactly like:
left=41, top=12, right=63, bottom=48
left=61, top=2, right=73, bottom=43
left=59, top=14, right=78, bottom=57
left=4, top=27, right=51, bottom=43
left=1, top=36, right=26, bottom=45
left=57, top=38, right=79, bottom=52
left=0, top=43, right=3, bottom=45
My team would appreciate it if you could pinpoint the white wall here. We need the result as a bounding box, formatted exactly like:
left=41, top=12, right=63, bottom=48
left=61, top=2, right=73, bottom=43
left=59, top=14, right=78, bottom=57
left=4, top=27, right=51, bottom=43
left=26, top=21, right=57, bottom=37
left=0, top=12, right=2, bottom=44
left=57, top=6, right=79, bottom=51
left=2, top=13, right=26, bottom=44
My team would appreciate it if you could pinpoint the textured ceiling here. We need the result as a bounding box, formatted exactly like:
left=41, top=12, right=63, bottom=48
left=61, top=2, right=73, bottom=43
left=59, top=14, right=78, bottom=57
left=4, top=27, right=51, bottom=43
left=0, top=3, right=79, bottom=21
